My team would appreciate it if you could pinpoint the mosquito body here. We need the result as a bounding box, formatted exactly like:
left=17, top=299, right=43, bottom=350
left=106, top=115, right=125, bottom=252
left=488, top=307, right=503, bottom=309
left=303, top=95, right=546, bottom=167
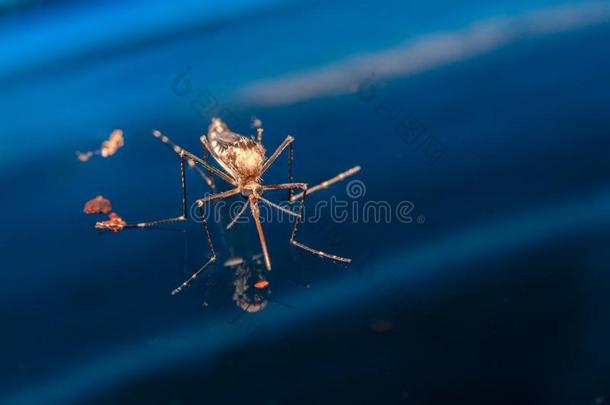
left=207, top=118, right=266, bottom=192
left=99, top=118, right=360, bottom=296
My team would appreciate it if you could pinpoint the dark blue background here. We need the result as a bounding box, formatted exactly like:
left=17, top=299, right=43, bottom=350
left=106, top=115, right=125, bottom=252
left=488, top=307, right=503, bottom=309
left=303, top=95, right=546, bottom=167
left=1, top=0, right=610, bottom=404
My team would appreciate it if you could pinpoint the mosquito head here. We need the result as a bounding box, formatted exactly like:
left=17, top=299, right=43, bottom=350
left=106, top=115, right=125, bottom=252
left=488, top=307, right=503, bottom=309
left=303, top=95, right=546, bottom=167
left=241, top=182, right=263, bottom=198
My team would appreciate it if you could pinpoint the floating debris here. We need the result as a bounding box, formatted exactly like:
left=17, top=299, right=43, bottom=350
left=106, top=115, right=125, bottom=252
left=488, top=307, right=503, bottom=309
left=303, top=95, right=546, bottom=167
left=84, top=195, right=125, bottom=231
left=251, top=116, right=262, bottom=128
left=76, top=151, right=94, bottom=162
left=101, top=129, right=124, bottom=157
left=76, top=129, right=124, bottom=162
left=83, top=195, right=112, bottom=214
left=253, top=280, right=269, bottom=289
left=95, top=212, right=126, bottom=232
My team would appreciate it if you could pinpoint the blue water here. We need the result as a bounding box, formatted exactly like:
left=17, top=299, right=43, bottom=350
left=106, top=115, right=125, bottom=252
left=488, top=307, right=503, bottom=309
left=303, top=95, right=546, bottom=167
left=1, top=1, right=610, bottom=404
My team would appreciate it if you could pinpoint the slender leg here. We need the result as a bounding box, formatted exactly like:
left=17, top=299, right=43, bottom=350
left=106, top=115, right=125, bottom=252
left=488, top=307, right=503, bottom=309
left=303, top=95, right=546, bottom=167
left=195, top=188, right=240, bottom=207
left=262, top=182, right=307, bottom=192
left=199, top=136, right=217, bottom=190
left=261, top=135, right=294, bottom=174
left=189, top=160, right=215, bottom=189
left=287, top=142, right=294, bottom=201
left=262, top=183, right=352, bottom=264
left=257, top=128, right=263, bottom=143
left=226, top=201, right=248, bottom=230
left=249, top=196, right=272, bottom=271
left=115, top=151, right=188, bottom=229
left=152, top=130, right=214, bottom=188
left=290, top=166, right=361, bottom=202
left=152, top=130, right=234, bottom=186
left=171, top=189, right=239, bottom=295
left=291, top=187, right=352, bottom=263
left=258, top=195, right=300, bottom=219
left=182, top=149, right=235, bottom=186
left=171, top=207, right=215, bottom=295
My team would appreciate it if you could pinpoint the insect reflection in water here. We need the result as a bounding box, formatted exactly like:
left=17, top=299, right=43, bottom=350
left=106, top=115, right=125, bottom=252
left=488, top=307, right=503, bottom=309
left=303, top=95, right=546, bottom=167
left=224, top=254, right=270, bottom=313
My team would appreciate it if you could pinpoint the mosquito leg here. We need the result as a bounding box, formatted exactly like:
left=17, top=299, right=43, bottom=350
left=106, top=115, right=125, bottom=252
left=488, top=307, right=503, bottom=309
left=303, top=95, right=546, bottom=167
left=290, top=184, right=352, bottom=264
left=226, top=201, right=249, bottom=230
left=261, top=135, right=294, bottom=174
left=171, top=188, right=239, bottom=295
left=290, top=166, right=361, bottom=202
left=195, top=188, right=240, bottom=207
left=261, top=182, right=352, bottom=263
left=287, top=142, right=294, bottom=201
left=199, top=136, right=217, bottom=190
left=151, top=131, right=233, bottom=186
left=189, top=160, right=215, bottom=189
left=249, top=196, right=272, bottom=271
left=182, top=149, right=235, bottom=186
left=121, top=151, right=189, bottom=229
left=262, top=182, right=308, bottom=192
left=258, top=195, right=300, bottom=219
left=152, top=130, right=214, bottom=188
left=171, top=207, right=215, bottom=295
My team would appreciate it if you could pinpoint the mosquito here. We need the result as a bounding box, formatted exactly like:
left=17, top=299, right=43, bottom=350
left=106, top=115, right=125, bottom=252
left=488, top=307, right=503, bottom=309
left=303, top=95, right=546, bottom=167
left=103, top=118, right=360, bottom=295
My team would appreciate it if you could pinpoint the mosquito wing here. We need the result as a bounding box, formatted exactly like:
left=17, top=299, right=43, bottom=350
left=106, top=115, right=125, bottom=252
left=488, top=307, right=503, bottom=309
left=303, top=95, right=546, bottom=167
left=206, top=118, right=265, bottom=179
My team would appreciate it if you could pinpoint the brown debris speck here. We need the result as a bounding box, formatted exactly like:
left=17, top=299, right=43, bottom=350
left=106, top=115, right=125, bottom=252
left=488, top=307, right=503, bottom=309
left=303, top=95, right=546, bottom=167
left=254, top=280, right=269, bottom=289
left=76, top=151, right=94, bottom=162
left=95, top=212, right=126, bottom=232
left=100, top=129, right=124, bottom=157
left=83, top=195, right=112, bottom=214
left=77, top=129, right=124, bottom=162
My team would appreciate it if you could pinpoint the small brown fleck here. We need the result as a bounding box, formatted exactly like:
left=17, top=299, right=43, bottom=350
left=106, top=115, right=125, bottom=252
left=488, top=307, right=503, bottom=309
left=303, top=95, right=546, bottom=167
left=100, top=129, right=124, bottom=157
left=83, top=195, right=112, bottom=214
left=77, top=129, right=124, bottom=162
left=76, top=150, right=93, bottom=162
left=254, top=280, right=269, bottom=289
left=95, top=212, right=126, bottom=232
